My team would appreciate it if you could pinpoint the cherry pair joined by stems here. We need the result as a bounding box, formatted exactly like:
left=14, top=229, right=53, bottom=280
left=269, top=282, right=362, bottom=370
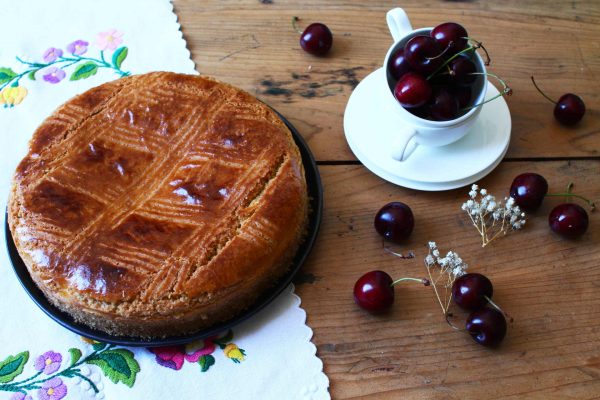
left=510, top=173, right=594, bottom=238
left=452, top=273, right=509, bottom=347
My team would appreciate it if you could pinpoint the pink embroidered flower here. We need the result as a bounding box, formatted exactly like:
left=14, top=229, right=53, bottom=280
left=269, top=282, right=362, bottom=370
left=182, top=339, right=216, bottom=362
left=148, top=339, right=216, bottom=370
left=95, top=29, right=123, bottom=51
left=42, top=67, right=66, bottom=84
left=148, top=346, right=185, bottom=370
left=34, top=351, right=62, bottom=374
left=66, top=40, right=89, bottom=56
left=38, top=377, right=67, bottom=400
left=43, top=47, right=63, bottom=63
left=11, top=393, right=32, bottom=400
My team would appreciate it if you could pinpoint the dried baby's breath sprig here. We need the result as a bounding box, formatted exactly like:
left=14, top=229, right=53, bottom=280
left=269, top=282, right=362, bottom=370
left=424, top=242, right=468, bottom=318
left=461, top=184, right=526, bottom=247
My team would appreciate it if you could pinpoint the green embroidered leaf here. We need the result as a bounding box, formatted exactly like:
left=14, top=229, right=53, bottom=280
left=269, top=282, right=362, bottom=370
left=70, top=62, right=98, bottom=81
left=214, top=329, right=234, bottom=348
left=0, top=67, right=17, bottom=84
left=86, top=349, right=140, bottom=387
left=68, top=348, right=82, bottom=366
left=28, top=70, right=37, bottom=81
left=92, top=342, right=108, bottom=351
left=0, top=351, right=29, bottom=383
left=112, top=47, right=128, bottom=69
left=198, top=355, right=215, bottom=372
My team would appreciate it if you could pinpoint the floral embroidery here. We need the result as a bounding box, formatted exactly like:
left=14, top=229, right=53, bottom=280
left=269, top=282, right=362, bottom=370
left=148, top=330, right=246, bottom=373
left=223, top=344, right=246, bottom=363
left=33, top=351, right=62, bottom=375
left=0, top=86, right=27, bottom=107
left=95, top=30, right=124, bottom=51
left=0, top=342, right=140, bottom=398
left=38, top=378, right=67, bottom=400
left=0, top=29, right=130, bottom=108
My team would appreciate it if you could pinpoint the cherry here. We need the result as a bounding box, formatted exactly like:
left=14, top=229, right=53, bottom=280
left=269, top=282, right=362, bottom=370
left=394, top=72, right=432, bottom=109
left=388, top=47, right=413, bottom=81
left=451, top=85, right=472, bottom=109
left=431, top=22, right=469, bottom=56
left=429, top=87, right=459, bottom=121
left=549, top=203, right=589, bottom=238
left=466, top=307, right=507, bottom=347
left=404, top=35, right=444, bottom=75
left=554, top=94, right=586, bottom=126
left=409, top=105, right=432, bottom=120
left=299, top=22, right=333, bottom=56
left=448, top=56, right=476, bottom=85
left=452, top=273, right=493, bottom=311
left=510, top=173, right=548, bottom=212
left=354, top=271, right=394, bottom=312
left=354, top=271, right=429, bottom=313
left=531, top=76, right=585, bottom=126
left=374, top=202, right=414, bottom=243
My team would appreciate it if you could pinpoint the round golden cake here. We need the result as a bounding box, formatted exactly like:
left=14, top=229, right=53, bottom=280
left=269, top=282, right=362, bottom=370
left=8, top=72, right=308, bottom=338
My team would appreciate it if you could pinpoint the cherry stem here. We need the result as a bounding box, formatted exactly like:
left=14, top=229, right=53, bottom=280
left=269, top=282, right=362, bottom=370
left=291, top=16, right=303, bottom=34
left=460, top=72, right=512, bottom=111
left=426, top=45, right=476, bottom=80
left=466, top=38, right=491, bottom=65
left=382, top=238, right=415, bottom=259
left=545, top=193, right=596, bottom=211
left=426, top=41, right=453, bottom=61
left=390, top=277, right=431, bottom=287
left=530, top=76, right=557, bottom=105
left=485, top=295, right=514, bottom=323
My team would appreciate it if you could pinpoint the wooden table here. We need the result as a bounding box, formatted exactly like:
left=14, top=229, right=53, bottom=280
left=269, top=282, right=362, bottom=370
left=173, top=1, right=600, bottom=398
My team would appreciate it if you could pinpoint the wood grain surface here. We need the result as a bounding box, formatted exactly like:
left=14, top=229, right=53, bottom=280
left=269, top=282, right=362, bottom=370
left=172, top=1, right=600, bottom=398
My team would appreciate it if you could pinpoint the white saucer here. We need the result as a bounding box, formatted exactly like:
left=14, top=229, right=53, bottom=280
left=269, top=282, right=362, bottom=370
left=343, top=68, right=511, bottom=191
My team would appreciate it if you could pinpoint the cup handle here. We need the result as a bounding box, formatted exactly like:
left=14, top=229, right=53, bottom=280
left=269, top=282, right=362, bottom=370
left=391, top=128, right=417, bottom=162
left=386, top=8, right=413, bottom=43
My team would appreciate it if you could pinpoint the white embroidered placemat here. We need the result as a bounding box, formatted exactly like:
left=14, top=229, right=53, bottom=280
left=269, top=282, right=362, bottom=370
left=0, top=1, right=329, bottom=399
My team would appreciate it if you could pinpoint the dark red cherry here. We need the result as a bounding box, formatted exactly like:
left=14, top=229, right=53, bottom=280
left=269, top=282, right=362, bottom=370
left=429, top=87, right=459, bottom=121
left=404, top=35, right=443, bottom=75
left=374, top=202, right=414, bottom=243
left=509, top=173, right=548, bottom=212
left=531, top=77, right=586, bottom=126
left=300, top=23, right=333, bottom=56
left=452, top=273, right=493, bottom=311
left=452, top=85, right=472, bottom=109
left=549, top=203, right=589, bottom=238
left=431, top=22, right=469, bottom=56
left=388, top=47, right=412, bottom=81
left=409, top=105, right=431, bottom=120
left=353, top=271, right=394, bottom=312
left=554, top=94, right=586, bottom=126
left=466, top=307, right=507, bottom=347
left=448, top=56, right=476, bottom=85
left=394, top=72, right=432, bottom=109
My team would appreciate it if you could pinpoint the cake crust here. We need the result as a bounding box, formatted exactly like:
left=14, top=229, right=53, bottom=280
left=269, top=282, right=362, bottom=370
left=8, top=72, right=308, bottom=338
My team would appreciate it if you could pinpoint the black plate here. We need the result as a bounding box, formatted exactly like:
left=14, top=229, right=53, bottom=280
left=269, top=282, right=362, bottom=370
left=4, top=111, right=322, bottom=347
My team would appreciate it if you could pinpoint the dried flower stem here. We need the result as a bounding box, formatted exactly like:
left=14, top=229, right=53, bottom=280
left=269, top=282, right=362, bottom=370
left=424, top=242, right=468, bottom=318
left=462, top=184, right=526, bottom=247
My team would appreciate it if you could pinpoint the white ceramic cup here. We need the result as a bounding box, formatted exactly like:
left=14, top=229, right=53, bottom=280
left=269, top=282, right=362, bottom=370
left=384, top=8, right=487, bottom=161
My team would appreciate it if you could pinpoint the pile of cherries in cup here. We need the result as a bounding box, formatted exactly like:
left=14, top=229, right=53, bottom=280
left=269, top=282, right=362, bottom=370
left=354, top=173, right=594, bottom=348
left=389, top=22, right=494, bottom=121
